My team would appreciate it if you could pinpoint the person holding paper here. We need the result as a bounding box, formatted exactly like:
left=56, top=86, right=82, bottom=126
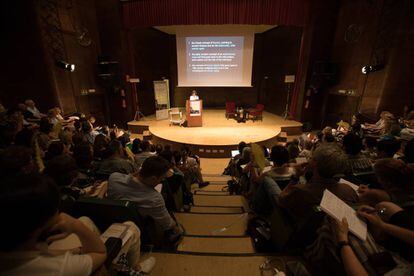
left=334, top=204, right=414, bottom=276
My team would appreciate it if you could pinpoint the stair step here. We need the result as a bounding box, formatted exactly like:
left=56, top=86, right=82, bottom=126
left=190, top=206, right=244, bottom=214
left=150, top=252, right=299, bottom=276
left=175, top=213, right=247, bottom=236
left=194, top=194, right=246, bottom=207
left=177, top=236, right=254, bottom=254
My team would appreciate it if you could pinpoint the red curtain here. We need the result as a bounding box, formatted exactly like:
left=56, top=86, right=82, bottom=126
left=122, top=0, right=309, bottom=28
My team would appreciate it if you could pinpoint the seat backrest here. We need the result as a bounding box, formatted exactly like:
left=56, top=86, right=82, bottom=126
left=226, top=102, right=236, bottom=112
left=269, top=204, right=295, bottom=251
left=169, top=108, right=182, bottom=121
left=71, top=197, right=165, bottom=247
left=71, top=197, right=143, bottom=231
left=170, top=107, right=180, bottom=113
left=256, top=104, right=265, bottom=111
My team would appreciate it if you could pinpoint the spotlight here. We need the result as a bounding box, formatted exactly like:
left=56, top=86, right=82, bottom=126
left=361, top=64, right=384, bottom=74
left=361, top=65, right=372, bottom=74
left=55, top=60, right=75, bottom=72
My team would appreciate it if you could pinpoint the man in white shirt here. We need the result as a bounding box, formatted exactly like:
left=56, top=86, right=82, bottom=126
left=189, top=90, right=199, bottom=101
left=0, top=173, right=106, bottom=276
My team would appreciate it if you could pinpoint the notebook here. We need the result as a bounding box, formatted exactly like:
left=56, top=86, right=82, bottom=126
left=320, top=189, right=367, bottom=240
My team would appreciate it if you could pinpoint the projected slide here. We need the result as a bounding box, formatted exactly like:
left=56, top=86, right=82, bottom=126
left=186, top=37, right=243, bottom=82
left=177, top=31, right=254, bottom=87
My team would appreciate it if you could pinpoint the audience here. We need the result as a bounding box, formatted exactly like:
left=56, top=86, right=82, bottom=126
left=24, top=99, right=45, bottom=119
left=134, top=140, right=155, bottom=169
left=358, top=158, right=414, bottom=206
left=108, top=156, right=183, bottom=236
left=264, top=145, right=295, bottom=181
left=2, top=96, right=414, bottom=275
left=342, top=133, right=373, bottom=175
left=95, top=140, right=137, bottom=178
left=334, top=202, right=414, bottom=276
left=0, top=173, right=107, bottom=275
left=278, top=144, right=358, bottom=220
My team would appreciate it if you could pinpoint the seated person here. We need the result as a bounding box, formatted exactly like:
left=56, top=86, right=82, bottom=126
left=93, top=134, right=110, bottom=161
left=95, top=140, right=137, bottom=178
left=334, top=203, right=414, bottom=275
left=176, top=149, right=209, bottom=188
left=0, top=173, right=106, bottom=275
left=108, top=156, right=183, bottom=236
left=342, top=133, right=373, bottom=174
left=401, top=117, right=414, bottom=142
left=130, top=138, right=142, bottom=154
left=286, top=141, right=300, bottom=162
left=0, top=145, right=35, bottom=177
left=264, top=145, right=295, bottom=181
left=223, top=141, right=247, bottom=176
left=278, top=144, right=358, bottom=221
left=81, top=120, right=99, bottom=145
left=361, top=136, right=378, bottom=159
left=362, top=111, right=394, bottom=134
left=371, top=201, right=414, bottom=261
left=358, top=158, right=414, bottom=206
left=377, top=139, right=401, bottom=159
left=159, top=150, right=193, bottom=211
left=24, top=99, right=46, bottom=119
left=43, top=154, right=88, bottom=204
left=73, top=142, right=97, bottom=177
left=133, top=140, right=155, bottom=169
left=298, top=139, right=313, bottom=159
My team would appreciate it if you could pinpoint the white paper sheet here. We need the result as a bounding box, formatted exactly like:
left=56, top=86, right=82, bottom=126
left=320, top=189, right=367, bottom=240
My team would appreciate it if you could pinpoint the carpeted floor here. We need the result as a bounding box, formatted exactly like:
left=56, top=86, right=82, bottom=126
left=149, top=158, right=301, bottom=275
left=150, top=253, right=294, bottom=276
left=177, top=236, right=255, bottom=254
left=175, top=212, right=248, bottom=236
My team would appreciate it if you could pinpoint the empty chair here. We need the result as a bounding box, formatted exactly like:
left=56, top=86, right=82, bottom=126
left=169, top=107, right=184, bottom=126
left=248, top=104, right=265, bottom=121
left=225, top=101, right=236, bottom=119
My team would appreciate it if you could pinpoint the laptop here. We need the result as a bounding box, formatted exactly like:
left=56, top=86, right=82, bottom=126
left=231, top=150, right=239, bottom=158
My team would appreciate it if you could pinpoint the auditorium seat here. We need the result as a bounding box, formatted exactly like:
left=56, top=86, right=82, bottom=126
left=225, top=101, right=236, bottom=119
left=70, top=197, right=166, bottom=248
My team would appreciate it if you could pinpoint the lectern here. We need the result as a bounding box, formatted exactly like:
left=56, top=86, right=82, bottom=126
left=186, top=100, right=203, bottom=127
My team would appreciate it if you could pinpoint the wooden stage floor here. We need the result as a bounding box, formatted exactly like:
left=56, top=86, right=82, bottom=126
left=127, top=109, right=302, bottom=157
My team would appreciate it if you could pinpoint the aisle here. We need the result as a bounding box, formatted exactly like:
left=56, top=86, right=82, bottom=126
left=150, top=158, right=296, bottom=276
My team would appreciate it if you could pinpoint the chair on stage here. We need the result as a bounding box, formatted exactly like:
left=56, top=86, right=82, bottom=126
left=169, top=107, right=184, bottom=126
left=225, top=101, right=236, bottom=119
left=248, top=104, right=265, bottom=121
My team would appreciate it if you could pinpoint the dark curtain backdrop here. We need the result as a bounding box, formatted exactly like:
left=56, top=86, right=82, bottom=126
left=122, top=0, right=309, bottom=28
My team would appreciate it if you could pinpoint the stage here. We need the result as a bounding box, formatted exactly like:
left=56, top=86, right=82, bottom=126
left=128, top=109, right=302, bottom=158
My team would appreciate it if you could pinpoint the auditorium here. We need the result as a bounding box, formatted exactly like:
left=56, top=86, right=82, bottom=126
left=2, top=0, right=414, bottom=275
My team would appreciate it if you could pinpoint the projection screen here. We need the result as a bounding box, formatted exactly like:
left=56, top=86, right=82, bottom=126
left=176, top=26, right=255, bottom=87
